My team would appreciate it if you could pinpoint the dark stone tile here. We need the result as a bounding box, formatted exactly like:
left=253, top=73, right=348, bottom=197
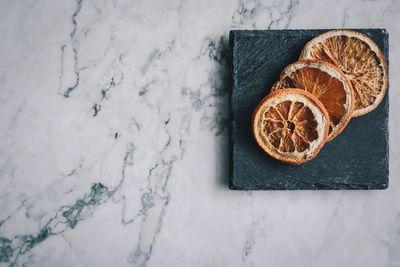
left=229, top=29, right=389, bottom=190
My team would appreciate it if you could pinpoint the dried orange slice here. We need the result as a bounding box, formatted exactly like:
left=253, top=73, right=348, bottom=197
left=300, top=30, right=388, bottom=117
left=252, top=89, right=330, bottom=164
left=271, top=60, right=354, bottom=141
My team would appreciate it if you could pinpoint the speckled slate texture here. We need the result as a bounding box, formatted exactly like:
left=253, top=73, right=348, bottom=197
left=229, top=29, right=389, bottom=190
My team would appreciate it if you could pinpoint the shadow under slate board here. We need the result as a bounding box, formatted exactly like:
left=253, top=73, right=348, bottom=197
left=229, top=29, right=389, bottom=190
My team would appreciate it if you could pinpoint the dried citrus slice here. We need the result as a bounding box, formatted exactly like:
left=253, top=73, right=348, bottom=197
left=271, top=60, right=354, bottom=141
left=252, top=89, right=330, bottom=164
left=299, top=30, right=388, bottom=117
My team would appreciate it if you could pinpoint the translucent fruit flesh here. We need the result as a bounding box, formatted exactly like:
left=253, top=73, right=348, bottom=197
left=262, top=100, right=319, bottom=153
left=304, top=35, right=385, bottom=115
left=274, top=66, right=347, bottom=137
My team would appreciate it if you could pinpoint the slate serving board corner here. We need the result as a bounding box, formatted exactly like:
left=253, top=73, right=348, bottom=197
left=229, top=29, right=389, bottom=190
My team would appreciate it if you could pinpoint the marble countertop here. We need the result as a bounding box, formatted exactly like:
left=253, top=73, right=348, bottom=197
left=0, top=0, right=399, bottom=266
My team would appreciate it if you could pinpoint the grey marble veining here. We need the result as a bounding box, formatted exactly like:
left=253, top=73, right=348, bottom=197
left=0, top=0, right=399, bottom=266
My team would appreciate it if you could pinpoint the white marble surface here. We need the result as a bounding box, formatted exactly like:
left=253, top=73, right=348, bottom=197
left=0, top=0, right=399, bottom=266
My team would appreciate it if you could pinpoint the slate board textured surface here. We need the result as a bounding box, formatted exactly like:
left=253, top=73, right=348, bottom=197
left=229, top=29, right=389, bottom=190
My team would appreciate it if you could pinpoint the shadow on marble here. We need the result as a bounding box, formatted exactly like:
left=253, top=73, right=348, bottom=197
left=214, top=35, right=230, bottom=189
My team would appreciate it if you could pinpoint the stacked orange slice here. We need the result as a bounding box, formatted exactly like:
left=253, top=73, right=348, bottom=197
left=253, top=89, right=330, bottom=164
left=253, top=30, right=388, bottom=164
left=271, top=60, right=354, bottom=141
left=300, top=30, right=388, bottom=117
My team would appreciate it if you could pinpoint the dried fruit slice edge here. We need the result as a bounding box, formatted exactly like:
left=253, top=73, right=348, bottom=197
left=252, top=88, right=330, bottom=164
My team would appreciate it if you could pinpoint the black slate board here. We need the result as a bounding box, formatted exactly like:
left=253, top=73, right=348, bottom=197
left=229, top=29, right=389, bottom=190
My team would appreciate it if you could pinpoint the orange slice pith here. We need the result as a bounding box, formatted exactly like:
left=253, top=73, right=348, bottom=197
left=252, top=89, right=330, bottom=165
left=299, top=30, right=388, bottom=117
left=271, top=60, right=354, bottom=141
